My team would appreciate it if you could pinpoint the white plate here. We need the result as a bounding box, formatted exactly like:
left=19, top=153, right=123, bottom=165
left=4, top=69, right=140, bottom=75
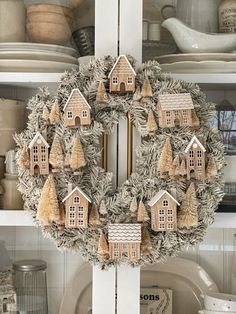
left=0, top=59, right=79, bottom=72
left=0, top=42, right=78, bottom=57
left=0, top=51, right=78, bottom=64
left=156, top=53, right=236, bottom=64
left=160, top=61, right=236, bottom=73
left=59, top=257, right=219, bottom=314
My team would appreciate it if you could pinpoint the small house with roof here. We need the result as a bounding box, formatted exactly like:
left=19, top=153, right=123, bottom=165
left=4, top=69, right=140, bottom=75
left=62, top=186, right=92, bottom=229
left=148, top=190, right=180, bottom=232
left=29, top=132, right=49, bottom=175
left=108, top=55, right=136, bottom=93
left=63, top=88, right=91, bottom=127
left=157, top=93, right=196, bottom=128
left=185, top=135, right=206, bottom=180
left=108, top=224, right=141, bottom=260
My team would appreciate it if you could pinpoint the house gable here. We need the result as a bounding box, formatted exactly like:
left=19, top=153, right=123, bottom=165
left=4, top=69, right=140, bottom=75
left=62, top=186, right=92, bottom=203
left=148, top=190, right=180, bottom=207
left=63, top=89, right=91, bottom=112
left=184, top=135, right=206, bottom=153
left=108, top=55, right=136, bottom=78
left=29, top=132, right=50, bottom=149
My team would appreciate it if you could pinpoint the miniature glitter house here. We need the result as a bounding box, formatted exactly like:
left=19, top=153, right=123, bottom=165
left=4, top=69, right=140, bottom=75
left=108, top=55, right=136, bottom=93
left=148, top=190, right=180, bottom=232
left=29, top=132, right=50, bottom=175
left=108, top=224, right=141, bottom=260
left=63, top=89, right=91, bottom=127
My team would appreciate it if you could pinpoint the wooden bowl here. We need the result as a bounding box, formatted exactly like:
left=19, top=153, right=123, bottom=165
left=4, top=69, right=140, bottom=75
left=27, top=21, right=72, bottom=45
left=27, top=12, right=73, bottom=29
left=27, top=4, right=73, bottom=20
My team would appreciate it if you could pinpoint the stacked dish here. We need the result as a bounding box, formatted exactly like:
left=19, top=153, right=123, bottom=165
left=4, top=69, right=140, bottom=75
left=0, top=43, right=79, bottom=72
left=199, top=292, right=236, bottom=314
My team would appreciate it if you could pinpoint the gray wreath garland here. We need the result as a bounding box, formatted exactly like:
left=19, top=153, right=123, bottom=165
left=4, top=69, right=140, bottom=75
left=15, top=56, right=225, bottom=267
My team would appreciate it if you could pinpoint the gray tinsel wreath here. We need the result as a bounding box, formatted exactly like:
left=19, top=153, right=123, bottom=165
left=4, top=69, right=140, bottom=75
left=15, top=56, right=225, bottom=268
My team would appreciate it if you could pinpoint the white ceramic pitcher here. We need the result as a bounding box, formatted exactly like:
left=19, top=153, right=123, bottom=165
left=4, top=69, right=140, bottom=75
left=161, top=0, right=221, bottom=33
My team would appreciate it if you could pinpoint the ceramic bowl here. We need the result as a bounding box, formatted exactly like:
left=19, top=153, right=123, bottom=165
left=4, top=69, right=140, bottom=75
left=27, top=22, right=72, bottom=45
left=27, top=12, right=73, bottom=29
left=204, top=292, right=236, bottom=312
left=27, top=3, right=73, bottom=20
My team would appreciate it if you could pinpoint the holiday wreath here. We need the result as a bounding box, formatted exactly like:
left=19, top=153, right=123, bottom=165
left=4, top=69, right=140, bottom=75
left=15, top=55, right=224, bottom=267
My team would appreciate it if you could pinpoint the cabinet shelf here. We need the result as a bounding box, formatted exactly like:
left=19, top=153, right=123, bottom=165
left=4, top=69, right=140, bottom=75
left=0, top=210, right=235, bottom=228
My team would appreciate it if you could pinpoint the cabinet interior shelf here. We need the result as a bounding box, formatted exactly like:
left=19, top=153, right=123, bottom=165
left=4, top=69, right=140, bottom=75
left=0, top=210, right=235, bottom=228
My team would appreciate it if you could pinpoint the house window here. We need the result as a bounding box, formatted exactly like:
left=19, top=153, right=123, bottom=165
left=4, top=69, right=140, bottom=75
left=78, top=212, right=83, bottom=219
left=82, top=110, right=88, bottom=118
left=190, top=160, right=194, bottom=167
left=131, top=243, right=136, bottom=249
left=163, top=199, right=168, bottom=207
left=159, top=209, right=164, bottom=215
left=41, top=165, right=46, bottom=170
left=197, top=151, right=202, bottom=157
left=114, top=251, right=119, bottom=257
left=183, top=118, right=188, bottom=124
left=67, top=111, right=73, bottom=119
left=41, top=146, right=46, bottom=153
left=69, top=219, right=75, bottom=225
left=166, top=111, right=171, bottom=117
left=197, top=160, right=202, bottom=167
left=112, top=77, right=118, bottom=84
left=131, top=251, right=136, bottom=258
left=78, top=220, right=84, bottom=226
left=167, top=223, right=174, bottom=229
left=114, top=243, right=119, bottom=249
left=70, top=212, right=75, bottom=219
left=166, top=118, right=171, bottom=126
left=127, top=77, right=133, bottom=84
left=33, top=155, right=38, bottom=162
left=33, top=146, right=38, bottom=154
left=167, top=209, right=173, bottom=215
left=167, top=216, right=173, bottom=222
left=174, top=110, right=179, bottom=117
left=182, top=110, right=187, bottom=117
left=159, top=223, right=165, bottom=230
left=123, top=243, right=127, bottom=249
left=41, top=155, right=46, bottom=162
left=69, top=206, right=75, bottom=212
left=74, top=196, right=80, bottom=204
left=189, top=151, right=194, bottom=158
left=159, top=216, right=165, bottom=222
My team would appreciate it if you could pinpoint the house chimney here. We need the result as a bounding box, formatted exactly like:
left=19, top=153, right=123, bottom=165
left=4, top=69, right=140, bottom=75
left=68, top=183, right=73, bottom=194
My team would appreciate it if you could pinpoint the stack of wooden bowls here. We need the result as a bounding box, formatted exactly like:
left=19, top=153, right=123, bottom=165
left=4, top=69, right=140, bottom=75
left=27, top=4, right=74, bottom=46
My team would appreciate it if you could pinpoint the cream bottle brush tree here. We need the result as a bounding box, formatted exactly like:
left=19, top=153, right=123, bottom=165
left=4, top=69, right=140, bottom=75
left=49, top=135, right=64, bottom=172
left=69, top=134, right=86, bottom=174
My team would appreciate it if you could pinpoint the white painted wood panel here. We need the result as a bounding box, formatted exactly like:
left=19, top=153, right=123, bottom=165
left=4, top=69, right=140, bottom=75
left=118, top=118, right=128, bottom=186
left=117, top=266, right=140, bottom=314
left=95, top=0, right=118, bottom=58
left=92, top=266, right=116, bottom=314
left=119, top=0, right=143, bottom=63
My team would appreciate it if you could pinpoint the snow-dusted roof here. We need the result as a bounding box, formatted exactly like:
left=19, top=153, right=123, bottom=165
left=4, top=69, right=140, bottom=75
left=108, top=224, right=141, bottom=243
left=62, top=186, right=92, bottom=203
left=148, top=190, right=180, bottom=207
left=63, top=88, right=91, bottom=111
left=28, top=132, right=50, bottom=149
left=158, top=93, right=194, bottom=111
left=184, top=135, right=206, bottom=153
left=108, top=55, right=136, bottom=78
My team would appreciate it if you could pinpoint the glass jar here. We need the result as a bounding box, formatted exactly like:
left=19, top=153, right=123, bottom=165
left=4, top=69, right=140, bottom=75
left=13, top=260, right=48, bottom=314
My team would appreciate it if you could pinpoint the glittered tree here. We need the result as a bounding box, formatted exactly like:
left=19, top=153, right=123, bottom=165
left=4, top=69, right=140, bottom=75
left=132, top=86, right=142, bottom=106
left=18, top=144, right=30, bottom=172
left=96, top=81, right=107, bottom=106
left=42, top=105, right=50, bottom=124
left=179, top=159, right=187, bottom=180
left=129, top=197, right=138, bottom=217
left=49, top=100, right=60, bottom=124
left=69, top=135, right=86, bottom=174
left=192, top=110, right=200, bottom=129
left=98, top=232, right=109, bottom=259
left=206, top=156, right=218, bottom=182
left=158, top=137, right=173, bottom=178
left=147, top=110, right=158, bottom=136
left=178, top=182, right=199, bottom=229
left=141, top=224, right=152, bottom=255
left=137, top=200, right=150, bottom=222
left=172, top=155, right=180, bottom=179
left=141, top=78, right=153, bottom=99
left=89, top=204, right=101, bottom=226
left=99, top=200, right=107, bottom=222
left=37, top=175, right=60, bottom=225
left=49, top=135, right=64, bottom=172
